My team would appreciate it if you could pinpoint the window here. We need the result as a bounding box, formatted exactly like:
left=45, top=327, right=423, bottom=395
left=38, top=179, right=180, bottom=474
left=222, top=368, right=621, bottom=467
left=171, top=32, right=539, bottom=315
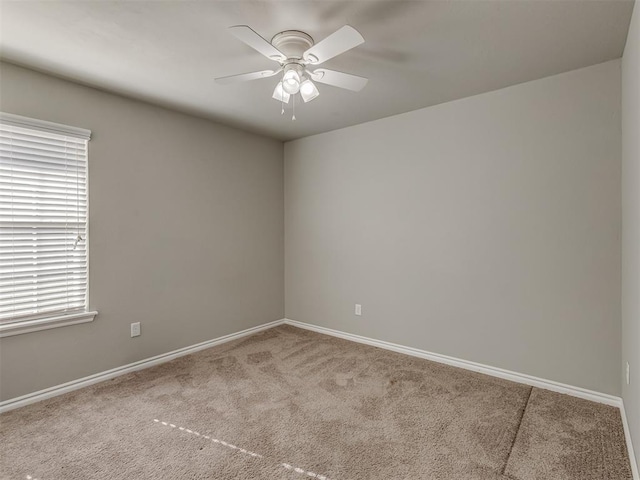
left=0, top=113, right=96, bottom=337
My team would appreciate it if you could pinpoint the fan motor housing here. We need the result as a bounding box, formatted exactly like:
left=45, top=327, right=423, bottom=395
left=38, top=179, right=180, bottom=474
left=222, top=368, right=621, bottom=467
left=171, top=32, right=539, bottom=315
left=271, top=30, right=314, bottom=60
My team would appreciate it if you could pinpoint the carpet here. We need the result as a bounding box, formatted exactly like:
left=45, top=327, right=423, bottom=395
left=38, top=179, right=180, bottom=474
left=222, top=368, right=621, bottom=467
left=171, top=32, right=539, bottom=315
left=0, top=325, right=632, bottom=479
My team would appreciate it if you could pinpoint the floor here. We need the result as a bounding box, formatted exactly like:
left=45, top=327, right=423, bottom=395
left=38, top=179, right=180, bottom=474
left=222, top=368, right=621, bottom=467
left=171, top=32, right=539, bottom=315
left=0, top=325, right=632, bottom=479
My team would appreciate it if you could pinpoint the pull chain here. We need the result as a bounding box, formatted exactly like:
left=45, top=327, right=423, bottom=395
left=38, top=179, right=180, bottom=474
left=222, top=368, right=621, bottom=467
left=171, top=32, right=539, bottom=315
left=74, top=142, right=83, bottom=250
left=281, top=70, right=285, bottom=115
left=292, top=92, right=296, bottom=121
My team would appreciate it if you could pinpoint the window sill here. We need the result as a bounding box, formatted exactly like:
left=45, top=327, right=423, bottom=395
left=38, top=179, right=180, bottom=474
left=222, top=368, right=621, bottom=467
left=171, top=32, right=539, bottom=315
left=0, top=311, right=98, bottom=338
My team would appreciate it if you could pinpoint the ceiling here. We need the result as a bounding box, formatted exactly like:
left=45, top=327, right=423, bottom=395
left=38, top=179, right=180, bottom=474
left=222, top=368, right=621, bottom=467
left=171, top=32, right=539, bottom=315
left=0, top=1, right=634, bottom=141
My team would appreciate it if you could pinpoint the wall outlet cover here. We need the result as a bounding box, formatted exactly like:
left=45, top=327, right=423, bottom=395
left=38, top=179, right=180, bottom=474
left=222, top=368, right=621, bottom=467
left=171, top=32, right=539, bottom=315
left=131, top=322, right=141, bottom=338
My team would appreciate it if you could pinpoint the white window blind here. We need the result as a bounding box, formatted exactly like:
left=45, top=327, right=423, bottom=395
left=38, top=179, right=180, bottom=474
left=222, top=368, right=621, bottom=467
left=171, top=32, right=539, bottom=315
left=0, top=113, right=92, bottom=326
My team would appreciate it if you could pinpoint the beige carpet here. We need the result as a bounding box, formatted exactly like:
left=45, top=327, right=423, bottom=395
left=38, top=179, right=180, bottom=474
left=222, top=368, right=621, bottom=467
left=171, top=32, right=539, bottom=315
left=0, top=325, right=632, bottom=479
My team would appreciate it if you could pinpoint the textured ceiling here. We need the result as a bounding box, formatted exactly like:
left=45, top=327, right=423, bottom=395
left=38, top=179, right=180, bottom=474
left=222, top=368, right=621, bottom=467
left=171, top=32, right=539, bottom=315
left=0, top=1, right=634, bottom=141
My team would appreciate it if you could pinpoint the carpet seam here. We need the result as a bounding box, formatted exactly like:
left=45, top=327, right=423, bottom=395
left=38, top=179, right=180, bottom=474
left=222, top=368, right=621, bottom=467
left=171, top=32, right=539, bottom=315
left=501, top=386, right=534, bottom=476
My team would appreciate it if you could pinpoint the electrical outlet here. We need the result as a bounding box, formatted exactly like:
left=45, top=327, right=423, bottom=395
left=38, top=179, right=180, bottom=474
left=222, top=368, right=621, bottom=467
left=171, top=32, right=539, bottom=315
left=355, top=304, right=362, bottom=316
left=131, top=322, right=141, bottom=338
left=626, top=362, right=630, bottom=385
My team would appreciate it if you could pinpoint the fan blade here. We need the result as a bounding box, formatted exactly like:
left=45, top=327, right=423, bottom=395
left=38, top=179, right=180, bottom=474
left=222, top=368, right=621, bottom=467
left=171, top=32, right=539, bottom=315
left=229, top=25, right=286, bottom=62
left=303, top=25, right=364, bottom=65
left=215, top=69, right=281, bottom=85
left=310, top=69, right=368, bottom=92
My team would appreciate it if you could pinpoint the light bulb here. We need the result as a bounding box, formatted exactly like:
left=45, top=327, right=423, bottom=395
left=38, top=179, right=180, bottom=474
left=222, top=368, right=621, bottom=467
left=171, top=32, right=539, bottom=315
left=299, top=79, right=319, bottom=103
left=282, top=70, right=301, bottom=95
left=283, top=79, right=300, bottom=95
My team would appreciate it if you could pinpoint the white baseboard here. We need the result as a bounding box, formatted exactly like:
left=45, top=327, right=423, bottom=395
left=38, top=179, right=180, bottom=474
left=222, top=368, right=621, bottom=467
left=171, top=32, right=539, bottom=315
left=283, top=319, right=621, bottom=407
left=621, top=400, right=640, bottom=480
left=0, top=318, right=285, bottom=414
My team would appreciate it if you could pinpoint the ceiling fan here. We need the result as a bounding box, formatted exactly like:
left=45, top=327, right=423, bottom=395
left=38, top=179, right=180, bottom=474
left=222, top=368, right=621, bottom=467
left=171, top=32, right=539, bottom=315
left=215, top=25, right=368, bottom=118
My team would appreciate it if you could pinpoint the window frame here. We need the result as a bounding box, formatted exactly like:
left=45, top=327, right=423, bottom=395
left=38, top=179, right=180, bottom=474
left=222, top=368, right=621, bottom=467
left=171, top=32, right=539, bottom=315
left=0, top=112, right=97, bottom=337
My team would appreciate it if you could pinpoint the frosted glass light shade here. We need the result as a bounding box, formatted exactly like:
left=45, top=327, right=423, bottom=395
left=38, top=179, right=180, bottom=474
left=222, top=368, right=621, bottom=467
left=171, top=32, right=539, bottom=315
left=300, top=79, right=320, bottom=102
left=282, top=70, right=301, bottom=94
left=272, top=82, right=291, bottom=103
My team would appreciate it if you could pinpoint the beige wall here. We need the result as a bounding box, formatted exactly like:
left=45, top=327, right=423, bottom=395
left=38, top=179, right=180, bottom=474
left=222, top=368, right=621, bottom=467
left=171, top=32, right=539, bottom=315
left=285, top=60, right=622, bottom=396
left=0, top=62, right=284, bottom=401
left=622, top=2, right=640, bottom=469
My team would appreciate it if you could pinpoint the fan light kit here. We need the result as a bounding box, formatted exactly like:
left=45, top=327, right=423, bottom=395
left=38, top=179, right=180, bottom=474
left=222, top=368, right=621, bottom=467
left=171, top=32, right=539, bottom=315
left=215, top=25, right=368, bottom=120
